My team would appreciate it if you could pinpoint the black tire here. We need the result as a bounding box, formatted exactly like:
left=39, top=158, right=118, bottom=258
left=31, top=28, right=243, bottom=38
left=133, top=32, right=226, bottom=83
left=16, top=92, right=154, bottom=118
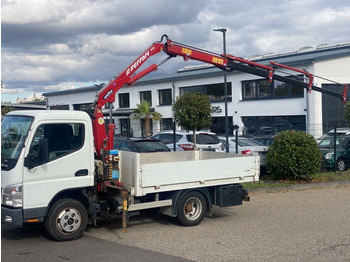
left=337, top=158, right=346, bottom=171
left=45, top=198, right=88, bottom=241
left=176, top=191, right=207, bottom=227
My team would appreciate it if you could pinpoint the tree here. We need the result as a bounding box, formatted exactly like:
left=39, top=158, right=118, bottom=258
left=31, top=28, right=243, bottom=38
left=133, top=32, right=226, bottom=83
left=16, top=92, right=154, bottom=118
left=133, top=101, right=162, bottom=137
left=172, top=92, right=212, bottom=147
left=1, top=106, right=15, bottom=118
left=267, top=130, right=322, bottom=180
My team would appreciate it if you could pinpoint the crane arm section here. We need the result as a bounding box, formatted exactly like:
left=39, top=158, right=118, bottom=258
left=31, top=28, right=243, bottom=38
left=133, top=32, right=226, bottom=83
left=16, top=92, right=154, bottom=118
left=93, top=34, right=347, bottom=156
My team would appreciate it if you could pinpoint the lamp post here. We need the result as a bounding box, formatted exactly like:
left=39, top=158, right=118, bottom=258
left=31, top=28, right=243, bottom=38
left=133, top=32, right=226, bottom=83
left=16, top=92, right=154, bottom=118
left=213, top=28, right=229, bottom=153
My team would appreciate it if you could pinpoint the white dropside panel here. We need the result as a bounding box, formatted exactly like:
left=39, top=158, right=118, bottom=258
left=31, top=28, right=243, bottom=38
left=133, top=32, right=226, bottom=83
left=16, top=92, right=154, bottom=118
left=119, top=151, right=259, bottom=197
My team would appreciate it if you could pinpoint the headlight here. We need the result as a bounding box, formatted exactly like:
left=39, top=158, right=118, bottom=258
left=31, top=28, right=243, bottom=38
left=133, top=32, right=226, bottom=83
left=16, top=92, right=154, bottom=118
left=325, top=152, right=334, bottom=160
left=2, top=184, right=23, bottom=207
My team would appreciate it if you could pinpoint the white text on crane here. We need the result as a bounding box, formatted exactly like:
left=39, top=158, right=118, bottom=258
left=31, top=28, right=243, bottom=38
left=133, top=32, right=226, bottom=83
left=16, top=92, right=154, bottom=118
left=126, top=50, right=150, bottom=76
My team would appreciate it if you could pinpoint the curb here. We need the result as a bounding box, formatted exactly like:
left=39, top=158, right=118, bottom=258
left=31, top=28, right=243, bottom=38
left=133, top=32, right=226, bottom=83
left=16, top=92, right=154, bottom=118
left=248, top=180, right=350, bottom=194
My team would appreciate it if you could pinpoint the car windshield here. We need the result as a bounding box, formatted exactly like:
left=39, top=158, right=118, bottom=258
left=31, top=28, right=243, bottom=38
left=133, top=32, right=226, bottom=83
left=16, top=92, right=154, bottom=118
left=152, top=134, right=183, bottom=144
left=186, top=134, right=219, bottom=144
left=134, top=141, right=170, bottom=152
left=319, top=136, right=348, bottom=148
left=1, top=115, right=33, bottom=164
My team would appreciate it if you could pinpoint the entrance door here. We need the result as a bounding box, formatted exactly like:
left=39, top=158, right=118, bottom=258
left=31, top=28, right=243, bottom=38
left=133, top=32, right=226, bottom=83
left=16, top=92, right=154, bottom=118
left=120, top=118, right=131, bottom=137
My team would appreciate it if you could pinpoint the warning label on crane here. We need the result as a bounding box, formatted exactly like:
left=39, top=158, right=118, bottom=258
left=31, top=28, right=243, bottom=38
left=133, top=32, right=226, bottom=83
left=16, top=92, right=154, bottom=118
left=98, top=118, right=104, bottom=125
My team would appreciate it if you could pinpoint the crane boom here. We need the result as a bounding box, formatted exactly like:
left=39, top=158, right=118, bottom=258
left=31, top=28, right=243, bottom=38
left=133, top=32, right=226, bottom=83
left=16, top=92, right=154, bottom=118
left=93, top=34, right=348, bottom=156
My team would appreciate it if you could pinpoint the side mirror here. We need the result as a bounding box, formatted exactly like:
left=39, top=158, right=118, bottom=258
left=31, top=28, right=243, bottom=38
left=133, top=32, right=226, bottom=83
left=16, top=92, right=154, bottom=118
left=24, top=139, right=49, bottom=169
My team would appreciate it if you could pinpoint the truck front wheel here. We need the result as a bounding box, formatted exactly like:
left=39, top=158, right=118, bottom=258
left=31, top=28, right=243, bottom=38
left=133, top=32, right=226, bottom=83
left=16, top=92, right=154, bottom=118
left=45, top=198, right=88, bottom=241
left=177, top=191, right=207, bottom=226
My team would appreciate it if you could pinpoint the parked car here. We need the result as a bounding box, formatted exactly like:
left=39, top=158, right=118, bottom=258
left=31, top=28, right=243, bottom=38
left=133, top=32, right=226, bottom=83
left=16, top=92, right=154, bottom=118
left=218, top=136, right=268, bottom=167
left=251, top=135, right=275, bottom=146
left=327, top=127, right=350, bottom=135
left=151, top=130, right=224, bottom=152
left=316, top=127, right=350, bottom=143
left=113, top=137, right=170, bottom=153
left=319, top=135, right=350, bottom=171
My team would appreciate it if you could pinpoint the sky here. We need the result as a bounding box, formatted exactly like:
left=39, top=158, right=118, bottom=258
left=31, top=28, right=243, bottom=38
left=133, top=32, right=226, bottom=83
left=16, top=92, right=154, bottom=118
left=1, top=0, right=350, bottom=103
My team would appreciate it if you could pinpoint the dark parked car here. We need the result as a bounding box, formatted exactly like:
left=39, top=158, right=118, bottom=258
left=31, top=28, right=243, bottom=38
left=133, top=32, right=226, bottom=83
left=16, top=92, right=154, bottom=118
left=319, top=135, right=350, bottom=171
left=113, top=137, right=170, bottom=153
left=317, top=127, right=350, bottom=143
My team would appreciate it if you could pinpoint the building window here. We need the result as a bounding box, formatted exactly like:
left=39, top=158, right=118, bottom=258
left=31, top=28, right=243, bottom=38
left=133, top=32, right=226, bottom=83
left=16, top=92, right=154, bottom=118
left=322, top=84, right=350, bottom=132
left=258, top=80, right=271, bottom=97
left=120, top=118, right=131, bottom=137
left=291, top=84, right=304, bottom=96
left=140, top=91, right=152, bottom=106
left=119, top=93, right=130, bottom=108
left=242, top=76, right=304, bottom=100
left=158, top=89, right=172, bottom=105
left=210, top=116, right=234, bottom=136
left=49, top=105, right=69, bottom=110
left=160, top=118, right=173, bottom=131
left=242, top=115, right=306, bottom=136
left=243, top=82, right=256, bottom=99
left=73, top=103, right=93, bottom=111
left=273, top=80, right=288, bottom=97
left=180, top=82, right=232, bottom=102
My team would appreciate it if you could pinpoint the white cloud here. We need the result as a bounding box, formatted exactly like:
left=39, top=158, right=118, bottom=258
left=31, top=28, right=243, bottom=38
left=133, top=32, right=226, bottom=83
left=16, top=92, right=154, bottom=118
left=2, top=0, right=77, bottom=24
left=48, top=43, right=71, bottom=54
left=2, top=0, right=350, bottom=103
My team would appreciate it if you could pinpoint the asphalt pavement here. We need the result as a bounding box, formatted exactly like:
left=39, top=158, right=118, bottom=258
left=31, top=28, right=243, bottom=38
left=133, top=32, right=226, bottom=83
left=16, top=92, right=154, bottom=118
left=2, top=181, right=350, bottom=262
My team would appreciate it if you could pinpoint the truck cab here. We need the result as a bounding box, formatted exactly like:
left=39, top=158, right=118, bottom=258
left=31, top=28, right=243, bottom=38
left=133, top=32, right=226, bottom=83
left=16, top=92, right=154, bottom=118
left=1, top=110, right=95, bottom=228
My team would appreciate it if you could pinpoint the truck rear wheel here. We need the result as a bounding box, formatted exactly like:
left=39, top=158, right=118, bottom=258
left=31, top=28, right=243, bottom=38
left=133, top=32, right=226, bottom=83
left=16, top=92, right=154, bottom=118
left=177, top=191, right=207, bottom=226
left=45, top=198, right=87, bottom=241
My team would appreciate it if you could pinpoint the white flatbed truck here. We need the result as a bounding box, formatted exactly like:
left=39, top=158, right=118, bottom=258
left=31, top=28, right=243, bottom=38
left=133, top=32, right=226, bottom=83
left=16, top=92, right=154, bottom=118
left=1, top=110, right=259, bottom=241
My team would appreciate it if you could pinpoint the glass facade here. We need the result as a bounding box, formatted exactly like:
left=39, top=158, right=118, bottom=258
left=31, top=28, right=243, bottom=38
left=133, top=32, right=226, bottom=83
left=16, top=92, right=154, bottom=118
left=180, top=82, right=232, bottom=102
left=322, top=84, right=350, bottom=132
left=242, top=115, right=306, bottom=136
left=242, top=76, right=304, bottom=100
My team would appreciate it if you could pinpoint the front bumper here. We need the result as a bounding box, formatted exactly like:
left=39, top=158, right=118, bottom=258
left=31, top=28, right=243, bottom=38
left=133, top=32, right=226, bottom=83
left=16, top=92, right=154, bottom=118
left=1, top=206, right=23, bottom=226
left=322, top=158, right=335, bottom=170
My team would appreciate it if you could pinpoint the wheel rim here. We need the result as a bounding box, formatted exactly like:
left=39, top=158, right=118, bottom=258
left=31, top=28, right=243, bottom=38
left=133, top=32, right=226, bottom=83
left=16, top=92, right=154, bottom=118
left=56, top=208, right=82, bottom=234
left=338, top=160, right=345, bottom=171
left=183, top=197, right=202, bottom=221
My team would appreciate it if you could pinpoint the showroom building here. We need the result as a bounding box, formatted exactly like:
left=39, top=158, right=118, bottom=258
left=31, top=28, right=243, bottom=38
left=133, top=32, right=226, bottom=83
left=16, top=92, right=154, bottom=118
left=44, top=42, right=350, bottom=138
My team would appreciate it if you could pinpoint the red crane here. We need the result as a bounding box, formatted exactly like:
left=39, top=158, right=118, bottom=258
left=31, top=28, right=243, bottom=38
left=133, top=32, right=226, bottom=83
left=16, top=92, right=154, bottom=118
left=93, top=34, right=348, bottom=157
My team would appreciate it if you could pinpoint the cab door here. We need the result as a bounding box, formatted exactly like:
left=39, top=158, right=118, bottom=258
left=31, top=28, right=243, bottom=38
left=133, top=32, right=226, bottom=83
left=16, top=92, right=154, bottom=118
left=22, top=121, right=94, bottom=215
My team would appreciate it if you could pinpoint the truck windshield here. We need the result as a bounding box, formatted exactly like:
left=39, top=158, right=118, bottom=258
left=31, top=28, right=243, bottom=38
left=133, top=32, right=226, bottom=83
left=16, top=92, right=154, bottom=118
left=1, top=115, right=33, bottom=170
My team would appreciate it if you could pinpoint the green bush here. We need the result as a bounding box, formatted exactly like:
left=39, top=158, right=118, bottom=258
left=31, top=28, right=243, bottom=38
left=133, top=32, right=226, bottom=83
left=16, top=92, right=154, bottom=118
left=267, top=130, right=322, bottom=180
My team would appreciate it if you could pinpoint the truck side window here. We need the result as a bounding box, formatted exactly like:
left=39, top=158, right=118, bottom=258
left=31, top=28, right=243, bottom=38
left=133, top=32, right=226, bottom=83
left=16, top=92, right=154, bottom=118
left=29, top=123, right=84, bottom=162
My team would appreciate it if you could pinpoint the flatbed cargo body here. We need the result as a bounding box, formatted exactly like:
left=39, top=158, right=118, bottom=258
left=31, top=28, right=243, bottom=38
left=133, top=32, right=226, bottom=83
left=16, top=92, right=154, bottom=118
left=119, top=150, right=259, bottom=197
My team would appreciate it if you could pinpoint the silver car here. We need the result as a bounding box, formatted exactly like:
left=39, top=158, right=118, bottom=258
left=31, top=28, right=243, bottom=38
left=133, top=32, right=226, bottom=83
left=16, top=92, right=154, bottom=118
left=219, top=136, right=268, bottom=166
left=152, top=130, right=224, bottom=152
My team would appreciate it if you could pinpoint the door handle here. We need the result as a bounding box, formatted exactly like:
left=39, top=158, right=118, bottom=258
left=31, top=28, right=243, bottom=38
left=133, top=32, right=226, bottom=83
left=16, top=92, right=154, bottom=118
left=75, top=169, right=88, bottom=177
